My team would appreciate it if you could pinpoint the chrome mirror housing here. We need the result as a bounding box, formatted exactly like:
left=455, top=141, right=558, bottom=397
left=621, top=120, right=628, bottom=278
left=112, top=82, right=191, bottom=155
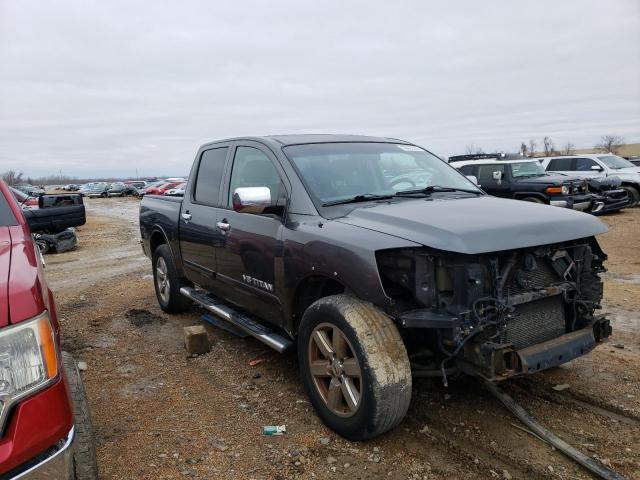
left=232, top=187, right=272, bottom=214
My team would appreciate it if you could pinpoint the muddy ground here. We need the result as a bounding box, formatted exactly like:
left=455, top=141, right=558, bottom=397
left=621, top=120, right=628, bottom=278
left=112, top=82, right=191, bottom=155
left=46, top=198, right=639, bottom=480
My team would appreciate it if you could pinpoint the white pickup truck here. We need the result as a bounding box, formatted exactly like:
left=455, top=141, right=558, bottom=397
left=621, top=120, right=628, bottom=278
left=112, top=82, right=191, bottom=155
left=539, top=154, right=640, bottom=207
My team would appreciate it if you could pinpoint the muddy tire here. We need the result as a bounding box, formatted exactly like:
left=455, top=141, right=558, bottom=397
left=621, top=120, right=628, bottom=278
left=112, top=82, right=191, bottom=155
left=621, top=185, right=639, bottom=207
left=62, top=352, right=98, bottom=480
left=298, top=295, right=412, bottom=440
left=152, top=244, right=191, bottom=313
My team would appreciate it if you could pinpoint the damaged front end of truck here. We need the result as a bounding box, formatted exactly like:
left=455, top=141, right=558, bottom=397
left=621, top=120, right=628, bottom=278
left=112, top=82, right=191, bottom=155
left=377, top=238, right=612, bottom=383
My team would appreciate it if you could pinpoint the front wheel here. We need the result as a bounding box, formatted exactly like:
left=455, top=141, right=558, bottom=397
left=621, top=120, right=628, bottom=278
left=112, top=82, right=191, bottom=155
left=152, top=245, right=191, bottom=313
left=298, top=295, right=412, bottom=440
left=522, top=196, right=545, bottom=204
left=621, top=185, right=639, bottom=207
left=62, top=352, right=98, bottom=480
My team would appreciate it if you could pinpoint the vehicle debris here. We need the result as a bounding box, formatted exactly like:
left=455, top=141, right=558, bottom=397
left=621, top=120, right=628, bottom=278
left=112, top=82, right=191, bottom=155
left=485, top=380, right=625, bottom=480
left=248, top=358, right=265, bottom=366
left=262, top=425, right=286, bottom=436
left=552, top=384, right=570, bottom=391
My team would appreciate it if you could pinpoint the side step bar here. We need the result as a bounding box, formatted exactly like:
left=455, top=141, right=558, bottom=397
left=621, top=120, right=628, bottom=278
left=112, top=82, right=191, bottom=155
left=180, top=286, right=293, bottom=353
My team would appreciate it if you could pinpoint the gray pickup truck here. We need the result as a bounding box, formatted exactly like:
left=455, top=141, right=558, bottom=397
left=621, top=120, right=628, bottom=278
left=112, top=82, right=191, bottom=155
left=140, top=135, right=612, bottom=440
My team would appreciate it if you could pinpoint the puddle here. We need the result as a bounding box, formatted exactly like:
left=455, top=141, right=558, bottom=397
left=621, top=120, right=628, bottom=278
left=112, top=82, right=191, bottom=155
left=125, top=308, right=165, bottom=327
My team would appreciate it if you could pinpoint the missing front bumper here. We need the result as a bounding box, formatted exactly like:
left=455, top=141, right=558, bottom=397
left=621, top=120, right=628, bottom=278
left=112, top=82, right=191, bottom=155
left=460, top=318, right=611, bottom=381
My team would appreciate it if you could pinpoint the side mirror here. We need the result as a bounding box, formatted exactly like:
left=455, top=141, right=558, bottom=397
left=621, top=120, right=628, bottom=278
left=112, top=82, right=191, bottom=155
left=591, top=165, right=603, bottom=171
left=232, top=187, right=272, bottom=214
left=465, top=175, right=479, bottom=186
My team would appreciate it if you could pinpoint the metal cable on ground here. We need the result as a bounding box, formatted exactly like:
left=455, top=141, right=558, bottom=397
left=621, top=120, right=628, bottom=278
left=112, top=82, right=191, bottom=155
left=483, top=380, right=626, bottom=480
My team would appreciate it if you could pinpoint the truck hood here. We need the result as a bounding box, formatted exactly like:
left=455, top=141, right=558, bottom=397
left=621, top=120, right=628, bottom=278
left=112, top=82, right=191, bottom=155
left=0, top=228, right=9, bottom=327
left=511, top=174, right=581, bottom=185
left=335, top=196, right=607, bottom=254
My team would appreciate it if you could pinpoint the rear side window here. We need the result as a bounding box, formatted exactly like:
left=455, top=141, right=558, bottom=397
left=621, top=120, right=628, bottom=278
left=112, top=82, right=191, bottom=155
left=0, top=191, right=18, bottom=226
left=194, top=147, right=229, bottom=205
left=575, top=157, right=598, bottom=171
left=547, top=158, right=573, bottom=170
left=458, top=165, right=475, bottom=175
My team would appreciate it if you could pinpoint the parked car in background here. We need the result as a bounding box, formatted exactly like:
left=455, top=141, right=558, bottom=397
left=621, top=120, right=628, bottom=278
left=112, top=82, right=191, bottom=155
left=165, top=182, right=186, bottom=196
left=586, top=176, right=631, bottom=214
left=540, top=154, right=640, bottom=207
left=87, top=183, right=112, bottom=198
left=137, top=181, right=164, bottom=197
left=125, top=181, right=147, bottom=192
left=78, top=183, right=96, bottom=196
left=451, top=158, right=593, bottom=210
left=140, top=134, right=611, bottom=440
left=144, top=182, right=180, bottom=196
left=625, top=156, right=640, bottom=167
left=15, top=185, right=45, bottom=197
left=0, top=179, right=97, bottom=478
left=9, top=187, right=39, bottom=208
left=107, top=182, right=137, bottom=197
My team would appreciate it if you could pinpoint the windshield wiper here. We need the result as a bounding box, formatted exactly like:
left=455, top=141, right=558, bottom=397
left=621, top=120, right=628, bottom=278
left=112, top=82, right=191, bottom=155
left=394, top=185, right=482, bottom=196
left=322, top=193, right=395, bottom=207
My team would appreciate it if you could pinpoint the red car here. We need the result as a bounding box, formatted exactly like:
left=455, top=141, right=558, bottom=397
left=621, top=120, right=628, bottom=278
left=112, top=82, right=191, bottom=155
left=0, top=179, right=97, bottom=479
left=144, top=182, right=180, bottom=196
left=9, top=187, right=39, bottom=208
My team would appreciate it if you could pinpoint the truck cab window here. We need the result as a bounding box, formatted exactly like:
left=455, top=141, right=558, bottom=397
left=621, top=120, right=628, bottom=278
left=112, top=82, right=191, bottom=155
left=477, top=164, right=505, bottom=183
left=194, top=147, right=229, bottom=205
left=228, top=147, right=285, bottom=206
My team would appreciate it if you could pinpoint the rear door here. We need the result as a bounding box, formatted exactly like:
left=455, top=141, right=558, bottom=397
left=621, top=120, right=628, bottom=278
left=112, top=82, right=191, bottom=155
left=179, top=144, right=232, bottom=289
left=212, top=141, right=289, bottom=325
left=545, top=157, right=575, bottom=176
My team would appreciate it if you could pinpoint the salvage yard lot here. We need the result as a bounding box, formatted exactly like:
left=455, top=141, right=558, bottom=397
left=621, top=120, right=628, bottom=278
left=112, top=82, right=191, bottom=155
left=48, top=198, right=639, bottom=480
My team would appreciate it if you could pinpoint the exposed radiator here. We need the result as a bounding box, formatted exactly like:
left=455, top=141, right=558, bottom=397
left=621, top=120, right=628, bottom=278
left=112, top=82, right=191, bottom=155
left=502, top=296, right=566, bottom=349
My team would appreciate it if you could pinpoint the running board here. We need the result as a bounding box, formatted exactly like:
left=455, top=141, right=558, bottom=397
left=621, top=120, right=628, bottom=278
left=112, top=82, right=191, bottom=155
left=180, top=286, right=293, bottom=353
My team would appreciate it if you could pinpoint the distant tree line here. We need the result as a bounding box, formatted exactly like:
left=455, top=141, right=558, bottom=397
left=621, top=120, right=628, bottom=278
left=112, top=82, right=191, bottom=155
left=469, top=134, right=626, bottom=159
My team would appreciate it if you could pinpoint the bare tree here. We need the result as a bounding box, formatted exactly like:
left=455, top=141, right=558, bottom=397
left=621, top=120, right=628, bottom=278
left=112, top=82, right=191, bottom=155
left=543, top=136, right=556, bottom=156
left=519, top=142, right=528, bottom=157
left=465, top=144, right=484, bottom=155
left=563, top=142, right=576, bottom=155
left=528, top=139, right=537, bottom=157
left=1, top=170, right=24, bottom=186
left=595, top=135, right=624, bottom=154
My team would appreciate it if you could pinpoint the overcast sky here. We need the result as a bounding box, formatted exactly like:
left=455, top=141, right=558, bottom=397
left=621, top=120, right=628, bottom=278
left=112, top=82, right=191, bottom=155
left=1, top=0, right=639, bottom=178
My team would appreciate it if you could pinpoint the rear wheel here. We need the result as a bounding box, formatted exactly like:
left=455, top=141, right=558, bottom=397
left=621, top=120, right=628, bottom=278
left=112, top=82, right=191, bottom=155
left=62, top=352, right=98, bottom=480
left=152, top=244, right=191, bottom=313
left=298, top=295, right=412, bottom=440
left=621, top=185, right=639, bottom=207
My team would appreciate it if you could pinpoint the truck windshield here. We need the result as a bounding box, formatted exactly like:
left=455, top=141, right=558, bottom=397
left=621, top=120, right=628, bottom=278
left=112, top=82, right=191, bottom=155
left=597, top=155, right=634, bottom=170
left=511, top=161, right=546, bottom=177
left=283, top=142, right=481, bottom=205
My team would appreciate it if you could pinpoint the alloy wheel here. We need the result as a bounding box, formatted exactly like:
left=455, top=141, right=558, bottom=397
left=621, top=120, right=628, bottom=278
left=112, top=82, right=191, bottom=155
left=155, top=257, right=170, bottom=303
left=308, top=323, right=362, bottom=417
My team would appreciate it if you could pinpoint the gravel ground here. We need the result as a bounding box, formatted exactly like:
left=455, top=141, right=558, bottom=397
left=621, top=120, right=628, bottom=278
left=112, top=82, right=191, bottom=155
left=46, top=197, right=639, bottom=480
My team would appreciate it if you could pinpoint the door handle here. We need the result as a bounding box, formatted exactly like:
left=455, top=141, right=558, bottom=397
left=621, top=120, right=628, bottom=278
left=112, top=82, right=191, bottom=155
left=216, top=220, right=230, bottom=232
left=181, top=212, right=192, bottom=222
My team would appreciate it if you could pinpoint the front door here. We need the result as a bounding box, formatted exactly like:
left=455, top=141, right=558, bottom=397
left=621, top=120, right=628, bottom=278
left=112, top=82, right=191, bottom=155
left=179, top=144, right=231, bottom=289
left=213, top=143, right=289, bottom=326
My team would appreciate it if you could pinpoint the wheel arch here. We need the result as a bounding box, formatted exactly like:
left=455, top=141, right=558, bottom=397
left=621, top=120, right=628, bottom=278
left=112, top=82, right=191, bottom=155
left=513, top=192, right=548, bottom=203
left=290, top=274, right=348, bottom=334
